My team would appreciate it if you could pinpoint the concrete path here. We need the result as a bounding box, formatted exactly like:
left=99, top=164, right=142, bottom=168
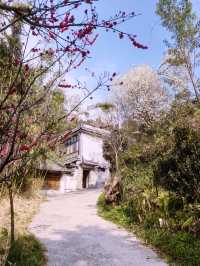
left=30, top=189, right=168, bottom=266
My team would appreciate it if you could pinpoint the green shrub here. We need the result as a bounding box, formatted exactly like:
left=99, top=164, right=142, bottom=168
left=144, top=229, right=200, bottom=266
left=167, top=195, right=184, bottom=216
left=6, top=234, right=46, bottom=266
left=122, top=200, right=139, bottom=223
left=97, top=193, right=106, bottom=208
left=143, top=213, right=160, bottom=229
left=154, top=127, right=200, bottom=203
left=98, top=201, right=200, bottom=266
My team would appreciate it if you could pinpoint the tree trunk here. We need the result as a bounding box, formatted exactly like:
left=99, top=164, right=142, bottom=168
left=8, top=187, right=15, bottom=245
left=115, top=151, right=119, bottom=174
left=183, top=50, right=200, bottom=103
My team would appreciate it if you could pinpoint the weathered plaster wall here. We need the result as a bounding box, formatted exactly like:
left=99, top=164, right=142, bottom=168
left=80, top=133, right=107, bottom=165
left=74, top=165, right=83, bottom=189
left=88, top=168, right=110, bottom=188
left=88, top=169, right=98, bottom=187
left=59, top=166, right=83, bottom=192
left=97, top=168, right=110, bottom=186
left=59, top=166, right=109, bottom=192
left=59, top=174, right=76, bottom=193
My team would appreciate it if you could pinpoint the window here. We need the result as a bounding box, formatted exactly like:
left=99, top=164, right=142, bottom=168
left=65, top=135, right=79, bottom=155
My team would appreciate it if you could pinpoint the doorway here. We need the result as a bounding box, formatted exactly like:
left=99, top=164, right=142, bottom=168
left=83, top=170, right=90, bottom=188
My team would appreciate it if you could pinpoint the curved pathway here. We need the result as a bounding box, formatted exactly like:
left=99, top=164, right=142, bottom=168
left=30, top=189, right=167, bottom=266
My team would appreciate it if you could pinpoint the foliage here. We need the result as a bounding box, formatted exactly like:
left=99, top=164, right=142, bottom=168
left=98, top=194, right=132, bottom=228
left=0, top=228, right=9, bottom=266
left=117, top=98, right=200, bottom=230
left=100, top=74, right=200, bottom=264
left=154, top=126, right=200, bottom=202
left=97, top=192, right=107, bottom=209
left=141, top=229, right=200, bottom=266
left=98, top=194, right=200, bottom=266
left=157, top=0, right=197, bottom=48
left=6, top=234, right=46, bottom=266
left=97, top=3, right=200, bottom=264
left=95, top=101, right=128, bottom=173
left=157, top=0, right=200, bottom=100
left=103, top=128, right=127, bottom=173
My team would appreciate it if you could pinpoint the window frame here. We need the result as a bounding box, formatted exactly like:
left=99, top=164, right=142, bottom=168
left=65, top=134, right=79, bottom=155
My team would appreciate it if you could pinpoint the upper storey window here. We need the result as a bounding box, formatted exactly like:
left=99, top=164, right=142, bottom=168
left=65, top=135, right=79, bottom=155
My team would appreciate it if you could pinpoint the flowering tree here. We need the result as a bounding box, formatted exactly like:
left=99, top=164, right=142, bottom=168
left=0, top=0, right=147, bottom=172
left=112, top=65, right=168, bottom=126
left=0, top=0, right=147, bottom=69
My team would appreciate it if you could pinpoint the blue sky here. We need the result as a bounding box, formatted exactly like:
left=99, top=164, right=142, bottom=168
left=67, top=0, right=168, bottom=104
left=65, top=0, right=200, bottom=106
left=86, top=0, right=200, bottom=73
left=76, top=0, right=168, bottom=76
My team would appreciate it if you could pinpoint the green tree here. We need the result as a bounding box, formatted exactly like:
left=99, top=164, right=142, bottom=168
left=157, top=0, right=200, bottom=101
left=153, top=126, right=200, bottom=203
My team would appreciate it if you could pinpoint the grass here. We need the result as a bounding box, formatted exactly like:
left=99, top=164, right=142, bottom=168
left=6, top=234, right=46, bottom=266
left=97, top=193, right=200, bottom=266
left=139, top=229, right=200, bottom=266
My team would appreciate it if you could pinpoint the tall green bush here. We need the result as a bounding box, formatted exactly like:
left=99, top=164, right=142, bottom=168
left=153, top=127, right=200, bottom=203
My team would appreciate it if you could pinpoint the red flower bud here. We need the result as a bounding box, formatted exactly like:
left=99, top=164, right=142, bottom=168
left=19, top=144, right=30, bottom=152
left=24, top=64, right=29, bottom=72
left=14, top=58, right=21, bottom=66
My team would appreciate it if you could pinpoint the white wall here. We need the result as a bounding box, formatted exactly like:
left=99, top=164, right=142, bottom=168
left=60, top=174, right=76, bottom=192
left=88, top=168, right=110, bottom=188
left=88, top=170, right=98, bottom=187
left=74, top=166, right=83, bottom=189
left=60, top=166, right=83, bottom=192
left=97, top=168, right=110, bottom=185
left=80, top=133, right=107, bottom=165
left=60, top=166, right=110, bottom=192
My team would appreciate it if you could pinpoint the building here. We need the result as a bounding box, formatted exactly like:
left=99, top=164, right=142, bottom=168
left=42, top=124, right=110, bottom=193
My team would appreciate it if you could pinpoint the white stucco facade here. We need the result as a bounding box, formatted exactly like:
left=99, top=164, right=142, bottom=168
left=80, top=133, right=106, bottom=164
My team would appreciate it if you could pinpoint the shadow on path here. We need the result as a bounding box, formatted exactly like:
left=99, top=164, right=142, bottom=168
left=30, top=189, right=167, bottom=266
